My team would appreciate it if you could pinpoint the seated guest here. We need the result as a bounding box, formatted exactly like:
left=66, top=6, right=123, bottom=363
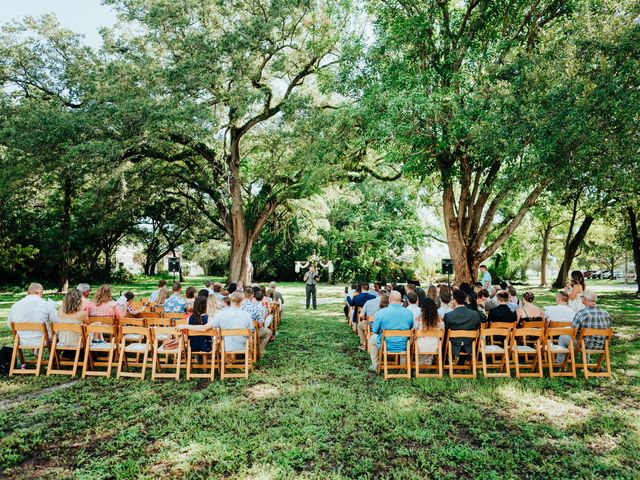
left=458, top=283, right=474, bottom=296
left=268, top=281, right=285, bottom=311
left=163, top=282, right=187, bottom=314
left=227, top=282, right=238, bottom=295
left=487, top=291, right=516, bottom=324
left=89, top=284, right=123, bottom=321
left=516, top=291, right=545, bottom=325
left=443, top=289, right=481, bottom=361
left=156, top=287, right=169, bottom=307
left=368, top=291, right=414, bottom=372
left=56, top=288, right=88, bottom=347
left=241, top=287, right=272, bottom=357
left=213, top=282, right=225, bottom=300
left=473, top=282, right=483, bottom=294
left=347, top=283, right=376, bottom=324
left=437, top=291, right=453, bottom=320
left=7, top=283, right=57, bottom=344
left=184, top=286, right=197, bottom=312
left=484, top=287, right=500, bottom=311
left=426, top=285, right=440, bottom=308
left=507, top=286, right=519, bottom=311
left=358, top=293, right=388, bottom=349
left=149, top=280, right=167, bottom=302
left=206, top=294, right=220, bottom=317
left=466, top=291, right=486, bottom=322
left=372, top=282, right=382, bottom=297
left=414, top=298, right=443, bottom=366
left=204, top=280, right=214, bottom=295
left=77, top=283, right=94, bottom=312
left=187, top=296, right=212, bottom=352
left=477, top=289, right=490, bottom=313
left=405, top=292, right=421, bottom=320
left=558, top=290, right=611, bottom=363
left=124, top=291, right=144, bottom=316
left=544, top=291, right=575, bottom=324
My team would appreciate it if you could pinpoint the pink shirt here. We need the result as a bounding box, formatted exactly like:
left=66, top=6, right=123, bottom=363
left=81, top=297, right=94, bottom=313
left=89, top=301, right=123, bottom=320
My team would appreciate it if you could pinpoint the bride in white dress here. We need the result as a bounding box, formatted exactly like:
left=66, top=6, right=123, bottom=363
left=566, top=270, right=586, bottom=313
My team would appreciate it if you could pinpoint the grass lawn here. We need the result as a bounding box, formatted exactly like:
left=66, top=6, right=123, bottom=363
left=0, top=279, right=639, bottom=479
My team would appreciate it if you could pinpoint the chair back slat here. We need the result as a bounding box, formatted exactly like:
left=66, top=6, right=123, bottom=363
left=88, top=316, right=117, bottom=326
left=447, top=329, right=479, bottom=339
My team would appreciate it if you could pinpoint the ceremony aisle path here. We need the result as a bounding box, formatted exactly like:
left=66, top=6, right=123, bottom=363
left=0, top=283, right=639, bottom=478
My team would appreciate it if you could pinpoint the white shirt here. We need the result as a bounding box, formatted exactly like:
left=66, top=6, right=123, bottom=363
left=437, top=305, right=452, bottom=319
left=544, top=304, right=575, bottom=324
left=406, top=303, right=421, bottom=320
left=210, top=307, right=255, bottom=352
left=149, top=289, right=161, bottom=302
left=7, top=295, right=58, bottom=343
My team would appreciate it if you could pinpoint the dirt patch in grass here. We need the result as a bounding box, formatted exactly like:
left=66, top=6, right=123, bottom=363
left=0, top=380, right=78, bottom=410
left=245, top=383, right=281, bottom=401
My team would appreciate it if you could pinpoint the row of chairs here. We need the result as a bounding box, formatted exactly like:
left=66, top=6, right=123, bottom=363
left=8, top=321, right=254, bottom=380
left=345, top=303, right=614, bottom=381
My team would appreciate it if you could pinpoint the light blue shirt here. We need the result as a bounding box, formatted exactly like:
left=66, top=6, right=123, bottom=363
left=362, top=296, right=381, bottom=320
left=211, top=307, right=255, bottom=352
left=481, top=271, right=492, bottom=289
left=372, top=304, right=414, bottom=352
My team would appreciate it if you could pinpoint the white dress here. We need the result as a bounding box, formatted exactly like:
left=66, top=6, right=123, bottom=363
left=568, top=288, right=585, bottom=313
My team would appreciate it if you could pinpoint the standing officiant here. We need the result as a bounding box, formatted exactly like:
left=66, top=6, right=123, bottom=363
left=304, top=266, right=320, bottom=310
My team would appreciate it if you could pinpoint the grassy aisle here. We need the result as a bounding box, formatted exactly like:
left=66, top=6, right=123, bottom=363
left=0, top=283, right=639, bottom=479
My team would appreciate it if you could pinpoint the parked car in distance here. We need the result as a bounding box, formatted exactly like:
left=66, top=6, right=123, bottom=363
left=613, top=271, right=624, bottom=279
left=601, top=270, right=612, bottom=279
left=592, top=270, right=603, bottom=279
left=583, top=270, right=596, bottom=278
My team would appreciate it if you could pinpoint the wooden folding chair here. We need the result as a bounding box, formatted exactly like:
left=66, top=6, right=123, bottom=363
left=577, top=327, right=613, bottom=379
left=184, top=329, right=218, bottom=381
left=521, top=320, right=546, bottom=329
left=151, top=327, right=183, bottom=380
left=377, top=330, right=412, bottom=379
left=365, top=316, right=373, bottom=352
left=139, top=311, right=163, bottom=319
left=511, top=328, right=543, bottom=378
left=480, top=327, right=511, bottom=378
left=251, top=320, right=259, bottom=363
left=270, top=303, right=281, bottom=334
left=220, top=329, right=251, bottom=380
left=116, top=326, right=151, bottom=379
left=82, top=325, right=118, bottom=378
left=171, top=316, right=188, bottom=327
left=544, top=327, right=577, bottom=377
left=47, top=323, right=85, bottom=377
left=9, top=322, right=51, bottom=376
left=413, top=330, right=443, bottom=378
left=444, top=330, right=478, bottom=378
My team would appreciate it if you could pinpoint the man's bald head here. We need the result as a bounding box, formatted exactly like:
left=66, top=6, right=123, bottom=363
left=389, top=290, right=402, bottom=304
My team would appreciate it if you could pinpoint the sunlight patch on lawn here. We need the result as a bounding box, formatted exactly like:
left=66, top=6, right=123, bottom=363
left=390, top=394, right=420, bottom=411
left=148, top=439, right=229, bottom=477
left=245, top=383, right=281, bottom=401
left=497, top=384, right=590, bottom=427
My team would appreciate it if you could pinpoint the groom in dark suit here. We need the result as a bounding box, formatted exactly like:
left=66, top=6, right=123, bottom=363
left=444, top=289, right=481, bottom=361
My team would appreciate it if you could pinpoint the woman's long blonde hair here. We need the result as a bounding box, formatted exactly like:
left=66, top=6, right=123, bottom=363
left=156, top=287, right=169, bottom=304
left=206, top=295, right=219, bottom=317
left=62, top=288, right=83, bottom=314
left=94, top=284, right=113, bottom=306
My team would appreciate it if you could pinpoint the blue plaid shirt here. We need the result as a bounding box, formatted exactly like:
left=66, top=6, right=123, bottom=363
left=572, top=306, right=611, bottom=350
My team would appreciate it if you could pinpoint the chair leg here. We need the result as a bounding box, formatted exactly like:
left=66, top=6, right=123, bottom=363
left=47, top=340, right=57, bottom=376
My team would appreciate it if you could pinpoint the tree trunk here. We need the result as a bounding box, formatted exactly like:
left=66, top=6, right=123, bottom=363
left=442, top=186, right=476, bottom=284
left=627, top=206, right=640, bottom=295
left=229, top=235, right=254, bottom=284
left=58, top=175, right=73, bottom=292
left=104, top=248, right=113, bottom=275
left=552, top=215, right=594, bottom=288
left=539, top=223, right=552, bottom=287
